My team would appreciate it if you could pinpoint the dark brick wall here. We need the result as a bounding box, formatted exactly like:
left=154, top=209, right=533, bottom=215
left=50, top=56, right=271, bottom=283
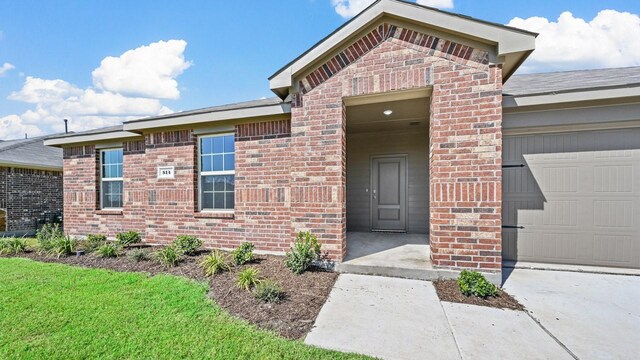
left=0, top=169, right=6, bottom=231
left=1, top=166, right=63, bottom=232
left=0, top=168, right=6, bottom=210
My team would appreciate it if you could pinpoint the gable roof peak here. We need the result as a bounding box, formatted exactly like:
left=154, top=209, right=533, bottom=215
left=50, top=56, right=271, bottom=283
left=269, top=0, right=536, bottom=98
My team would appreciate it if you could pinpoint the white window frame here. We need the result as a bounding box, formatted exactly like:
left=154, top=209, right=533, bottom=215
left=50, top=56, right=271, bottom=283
left=198, top=133, right=235, bottom=212
left=100, top=148, right=123, bottom=210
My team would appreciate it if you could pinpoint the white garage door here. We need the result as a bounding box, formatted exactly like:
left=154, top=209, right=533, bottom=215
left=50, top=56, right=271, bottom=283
left=502, top=128, right=640, bottom=268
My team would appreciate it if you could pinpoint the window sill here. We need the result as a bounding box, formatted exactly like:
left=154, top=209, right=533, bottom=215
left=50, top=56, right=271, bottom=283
left=194, top=211, right=234, bottom=219
left=95, top=209, right=123, bottom=215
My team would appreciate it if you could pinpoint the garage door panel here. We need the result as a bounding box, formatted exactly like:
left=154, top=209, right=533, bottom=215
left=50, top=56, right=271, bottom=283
left=503, top=128, right=640, bottom=269
left=593, top=165, right=633, bottom=193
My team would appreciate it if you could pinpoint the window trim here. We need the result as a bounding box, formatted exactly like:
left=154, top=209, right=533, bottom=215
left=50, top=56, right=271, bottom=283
left=100, top=148, right=124, bottom=210
left=197, top=133, right=235, bottom=212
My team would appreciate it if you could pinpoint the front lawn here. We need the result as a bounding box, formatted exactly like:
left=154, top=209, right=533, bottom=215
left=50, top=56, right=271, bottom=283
left=0, top=258, right=367, bottom=359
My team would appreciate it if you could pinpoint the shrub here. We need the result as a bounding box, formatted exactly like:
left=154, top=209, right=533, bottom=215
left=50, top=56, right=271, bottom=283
left=129, top=248, right=151, bottom=262
left=232, top=242, right=255, bottom=265
left=253, top=279, right=284, bottom=303
left=173, top=235, right=203, bottom=256
left=49, top=236, right=77, bottom=258
left=36, top=223, right=64, bottom=252
left=284, top=231, right=321, bottom=275
left=458, top=270, right=499, bottom=298
left=236, top=267, right=261, bottom=291
left=200, top=250, right=230, bottom=276
left=155, top=246, right=182, bottom=267
left=116, top=231, right=141, bottom=247
left=0, top=237, right=28, bottom=255
left=85, top=234, right=107, bottom=251
left=96, top=242, right=120, bottom=258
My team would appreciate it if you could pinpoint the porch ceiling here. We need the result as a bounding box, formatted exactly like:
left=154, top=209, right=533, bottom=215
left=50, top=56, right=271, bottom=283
left=346, top=97, right=429, bottom=133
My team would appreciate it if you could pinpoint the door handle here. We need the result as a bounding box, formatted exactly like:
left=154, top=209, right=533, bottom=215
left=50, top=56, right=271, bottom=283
left=372, top=189, right=377, bottom=200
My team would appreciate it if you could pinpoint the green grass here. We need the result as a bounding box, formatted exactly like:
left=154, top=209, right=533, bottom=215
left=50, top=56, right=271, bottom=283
left=0, top=258, right=368, bottom=360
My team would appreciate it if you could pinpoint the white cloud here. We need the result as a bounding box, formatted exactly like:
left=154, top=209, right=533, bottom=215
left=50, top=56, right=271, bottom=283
left=332, top=0, right=454, bottom=18
left=0, top=114, right=44, bottom=139
left=1, top=39, right=189, bottom=140
left=331, top=0, right=374, bottom=18
left=508, top=10, right=640, bottom=73
left=92, top=39, right=192, bottom=100
left=416, top=0, right=453, bottom=9
left=0, top=62, right=15, bottom=77
left=9, top=77, right=82, bottom=103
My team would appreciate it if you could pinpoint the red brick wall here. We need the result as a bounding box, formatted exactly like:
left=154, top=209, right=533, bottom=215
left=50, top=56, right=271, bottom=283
left=63, top=121, right=293, bottom=254
left=292, top=23, right=502, bottom=269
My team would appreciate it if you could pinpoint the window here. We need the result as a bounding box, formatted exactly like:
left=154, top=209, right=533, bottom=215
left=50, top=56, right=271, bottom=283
left=100, top=149, right=123, bottom=209
left=199, top=134, right=235, bottom=211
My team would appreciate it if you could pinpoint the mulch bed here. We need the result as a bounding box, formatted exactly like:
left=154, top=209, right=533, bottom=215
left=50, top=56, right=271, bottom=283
left=433, top=279, right=524, bottom=311
left=7, top=247, right=337, bottom=340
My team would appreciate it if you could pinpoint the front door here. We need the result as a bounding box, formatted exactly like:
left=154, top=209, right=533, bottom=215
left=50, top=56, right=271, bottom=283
left=371, top=155, right=407, bottom=231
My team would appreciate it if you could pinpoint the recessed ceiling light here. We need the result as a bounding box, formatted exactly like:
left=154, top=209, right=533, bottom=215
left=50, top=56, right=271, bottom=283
left=383, top=109, right=393, bottom=116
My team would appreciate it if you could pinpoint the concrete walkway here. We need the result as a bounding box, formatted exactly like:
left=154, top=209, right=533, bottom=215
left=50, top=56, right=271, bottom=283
left=304, top=274, right=460, bottom=360
left=503, top=268, right=640, bottom=360
left=305, top=274, right=572, bottom=360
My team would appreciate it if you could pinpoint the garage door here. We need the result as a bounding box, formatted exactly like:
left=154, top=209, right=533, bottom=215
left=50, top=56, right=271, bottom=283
left=502, top=128, right=640, bottom=268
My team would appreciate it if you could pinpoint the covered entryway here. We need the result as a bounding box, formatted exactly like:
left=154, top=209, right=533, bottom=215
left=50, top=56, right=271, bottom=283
left=345, top=95, right=430, bottom=235
left=342, top=92, right=434, bottom=276
left=503, top=128, right=640, bottom=269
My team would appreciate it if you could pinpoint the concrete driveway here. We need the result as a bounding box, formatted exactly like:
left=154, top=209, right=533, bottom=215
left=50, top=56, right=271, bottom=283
left=503, top=268, right=640, bottom=360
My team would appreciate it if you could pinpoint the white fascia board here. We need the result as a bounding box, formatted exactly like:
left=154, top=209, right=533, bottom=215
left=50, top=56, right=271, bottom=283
left=43, top=131, right=141, bottom=147
left=269, top=0, right=535, bottom=92
left=123, top=103, right=292, bottom=131
left=380, top=1, right=535, bottom=55
left=503, top=87, right=640, bottom=109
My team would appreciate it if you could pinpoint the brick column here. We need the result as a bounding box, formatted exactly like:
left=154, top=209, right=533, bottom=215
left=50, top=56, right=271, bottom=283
left=429, top=64, right=503, bottom=272
left=289, top=93, right=347, bottom=261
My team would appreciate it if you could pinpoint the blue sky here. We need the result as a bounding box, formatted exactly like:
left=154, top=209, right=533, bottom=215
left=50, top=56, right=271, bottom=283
left=1, top=0, right=639, bottom=139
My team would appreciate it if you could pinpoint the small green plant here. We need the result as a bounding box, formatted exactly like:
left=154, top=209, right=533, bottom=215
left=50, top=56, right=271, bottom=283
left=284, top=231, right=321, bottom=275
left=253, top=279, right=285, bottom=303
left=232, top=242, right=255, bottom=265
left=95, top=242, right=120, bottom=258
left=236, top=267, right=261, bottom=291
left=36, top=223, right=64, bottom=252
left=173, top=235, right=203, bottom=256
left=85, top=234, right=107, bottom=251
left=458, top=270, right=499, bottom=298
left=155, top=246, right=181, bottom=267
left=116, top=231, right=141, bottom=247
left=0, top=237, right=28, bottom=255
left=49, top=236, right=77, bottom=258
left=129, top=248, right=151, bottom=262
left=200, top=250, right=230, bottom=276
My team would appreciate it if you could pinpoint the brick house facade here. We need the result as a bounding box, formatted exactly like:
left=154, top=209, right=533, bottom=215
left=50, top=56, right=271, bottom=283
left=0, top=136, right=63, bottom=235
left=46, top=0, right=539, bottom=277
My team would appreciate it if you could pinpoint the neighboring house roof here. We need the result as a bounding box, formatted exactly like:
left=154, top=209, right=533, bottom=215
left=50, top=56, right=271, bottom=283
left=0, top=136, right=63, bottom=170
left=269, top=0, right=537, bottom=98
left=504, top=66, right=640, bottom=96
